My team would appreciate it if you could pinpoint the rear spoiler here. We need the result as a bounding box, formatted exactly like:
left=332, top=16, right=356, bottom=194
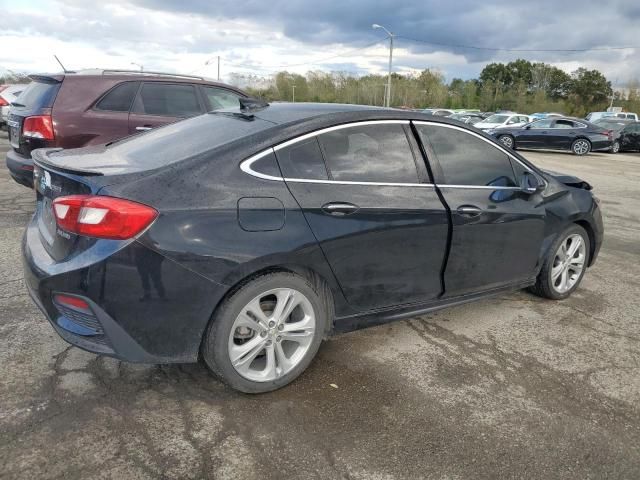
left=32, top=148, right=103, bottom=176
left=28, top=74, right=64, bottom=84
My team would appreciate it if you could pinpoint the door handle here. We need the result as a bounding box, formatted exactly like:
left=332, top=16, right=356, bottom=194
left=456, top=205, right=482, bottom=217
left=321, top=202, right=359, bottom=216
left=135, top=126, right=152, bottom=131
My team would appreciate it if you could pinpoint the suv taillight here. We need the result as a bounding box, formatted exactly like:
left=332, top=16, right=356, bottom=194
left=0, top=97, right=8, bottom=107
left=52, top=195, right=158, bottom=240
left=23, top=115, right=55, bottom=140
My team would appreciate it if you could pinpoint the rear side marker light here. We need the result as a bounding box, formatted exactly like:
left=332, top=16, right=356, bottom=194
left=54, top=294, right=90, bottom=311
left=52, top=195, right=158, bottom=240
left=23, top=115, right=55, bottom=140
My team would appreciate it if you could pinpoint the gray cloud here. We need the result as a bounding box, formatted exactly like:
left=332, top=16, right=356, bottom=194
left=3, top=0, right=640, bottom=82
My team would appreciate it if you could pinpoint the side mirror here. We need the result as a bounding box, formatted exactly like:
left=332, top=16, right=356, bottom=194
left=520, top=172, right=543, bottom=194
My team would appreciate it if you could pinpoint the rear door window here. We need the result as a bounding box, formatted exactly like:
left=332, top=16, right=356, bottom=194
left=202, top=87, right=242, bottom=110
left=416, top=124, right=517, bottom=187
left=554, top=120, right=574, bottom=129
left=133, top=83, right=202, bottom=117
left=317, top=123, right=419, bottom=183
left=95, top=82, right=140, bottom=112
left=530, top=119, right=553, bottom=129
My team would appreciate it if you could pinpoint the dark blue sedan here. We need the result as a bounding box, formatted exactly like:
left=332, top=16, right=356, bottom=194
left=487, top=117, right=612, bottom=155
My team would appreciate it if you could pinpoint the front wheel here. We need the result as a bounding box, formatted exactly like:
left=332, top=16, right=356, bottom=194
left=571, top=138, right=591, bottom=156
left=498, top=134, right=515, bottom=149
left=202, top=272, right=328, bottom=393
left=529, top=225, right=590, bottom=300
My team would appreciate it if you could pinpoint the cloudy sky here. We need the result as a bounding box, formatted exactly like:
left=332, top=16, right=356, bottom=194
left=1, top=0, right=639, bottom=86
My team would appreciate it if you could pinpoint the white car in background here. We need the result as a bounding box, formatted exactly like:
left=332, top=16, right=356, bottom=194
left=474, top=113, right=531, bottom=130
left=0, top=85, right=25, bottom=127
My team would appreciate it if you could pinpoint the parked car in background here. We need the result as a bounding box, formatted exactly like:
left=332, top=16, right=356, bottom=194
left=449, top=112, right=485, bottom=125
left=586, top=111, right=639, bottom=122
left=24, top=102, right=603, bottom=393
left=423, top=108, right=454, bottom=116
left=475, top=113, right=531, bottom=130
left=594, top=118, right=640, bottom=153
left=5, top=70, right=248, bottom=188
left=489, top=117, right=612, bottom=155
left=0, top=85, right=26, bottom=127
left=530, top=112, right=564, bottom=120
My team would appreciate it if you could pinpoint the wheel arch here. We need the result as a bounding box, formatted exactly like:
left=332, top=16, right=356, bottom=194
left=574, top=219, right=597, bottom=267
left=199, top=264, right=337, bottom=357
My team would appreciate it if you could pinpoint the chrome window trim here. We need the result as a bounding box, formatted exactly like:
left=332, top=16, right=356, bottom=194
left=285, top=178, right=434, bottom=187
left=412, top=120, right=533, bottom=173
left=240, top=149, right=283, bottom=181
left=273, top=120, right=410, bottom=152
left=240, top=119, right=540, bottom=190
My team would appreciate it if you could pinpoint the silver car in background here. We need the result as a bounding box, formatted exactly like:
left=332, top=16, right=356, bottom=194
left=0, top=85, right=26, bottom=127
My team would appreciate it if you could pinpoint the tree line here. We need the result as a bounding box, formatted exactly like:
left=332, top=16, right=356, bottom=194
left=239, top=59, right=640, bottom=117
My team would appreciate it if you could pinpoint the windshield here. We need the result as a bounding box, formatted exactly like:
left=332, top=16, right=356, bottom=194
left=484, top=114, right=509, bottom=123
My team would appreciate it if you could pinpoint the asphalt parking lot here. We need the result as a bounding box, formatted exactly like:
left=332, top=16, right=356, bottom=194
left=1, top=130, right=639, bottom=480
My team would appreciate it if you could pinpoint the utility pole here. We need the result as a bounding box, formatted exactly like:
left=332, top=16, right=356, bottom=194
left=292, top=85, right=296, bottom=102
left=372, top=23, right=394, bottom=107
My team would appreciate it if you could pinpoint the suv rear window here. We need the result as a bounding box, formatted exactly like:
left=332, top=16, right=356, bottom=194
left=133, top=83, right=202, bottom=117
left=95, top=82, right=140, bottom=112
left=13, top=81, right=60, bottom=109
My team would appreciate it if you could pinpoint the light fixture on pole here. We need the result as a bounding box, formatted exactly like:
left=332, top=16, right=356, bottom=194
left=372, top=23, right=394, bottom=108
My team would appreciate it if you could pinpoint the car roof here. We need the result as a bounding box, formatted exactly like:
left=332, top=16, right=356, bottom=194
left=29, top=69, right=240, bottom=89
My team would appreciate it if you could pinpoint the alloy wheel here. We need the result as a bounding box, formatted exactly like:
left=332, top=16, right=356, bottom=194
left=573, top=139, right=590, bottom=155
left=499, top=135, right=514, bottom=148
left=228, top=288, right=316, bottom=382
left=551, top=234, right=586, bottom=293
left=612, top=141, right=620, bottom=153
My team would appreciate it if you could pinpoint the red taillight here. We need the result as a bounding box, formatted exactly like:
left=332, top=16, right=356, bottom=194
left=23, top=115, right=55, bottom=140
left=0, top=97, right=8, bottom=107
left=52, top=195, right=158, bottom=240
left=54, top=294, right=90, bottom=311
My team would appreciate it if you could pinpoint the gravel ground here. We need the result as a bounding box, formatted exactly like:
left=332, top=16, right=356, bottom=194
left=1, top=130, right=639, bottom=479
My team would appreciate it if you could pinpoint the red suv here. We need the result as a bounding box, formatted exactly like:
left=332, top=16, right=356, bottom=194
left=5, top=70, right=247, bottom=187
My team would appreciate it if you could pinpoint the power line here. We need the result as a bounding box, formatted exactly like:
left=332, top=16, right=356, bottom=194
left=397, top=35, right=639, bottom=53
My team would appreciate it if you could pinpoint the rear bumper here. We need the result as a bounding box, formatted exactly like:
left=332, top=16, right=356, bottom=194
left=22, top=219, right=227, bottom=364
left=6, top=149, right=34, bottom=188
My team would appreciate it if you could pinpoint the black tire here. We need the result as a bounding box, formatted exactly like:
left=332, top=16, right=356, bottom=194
left=529, top=224, right=590, bottom=300
left=571, top=138, right=591, bottom=156
left=608, top=141, right=620, bottom=154
left=498, top=134, right=515, bottom=149
left=201, top=271, right=328, bottom=393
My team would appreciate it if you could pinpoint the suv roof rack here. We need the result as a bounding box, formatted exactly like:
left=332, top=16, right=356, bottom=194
left=99, top=69, right=206, bottom=80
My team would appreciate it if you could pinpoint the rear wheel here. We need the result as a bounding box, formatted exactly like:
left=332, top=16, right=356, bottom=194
left=530, top=224, right=590, bottom=300
left=202, top=272, right=328, bottom=393
left=571, top=138, right=591, bottom=156
left=609, top=141, right=620, bottom=154
left=498, top=134, right=515, bottom=149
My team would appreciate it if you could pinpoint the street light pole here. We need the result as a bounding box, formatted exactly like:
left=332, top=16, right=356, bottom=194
left=292, top=85, right=296, bottom=103
left=372, top=23, right=394, bottom=107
